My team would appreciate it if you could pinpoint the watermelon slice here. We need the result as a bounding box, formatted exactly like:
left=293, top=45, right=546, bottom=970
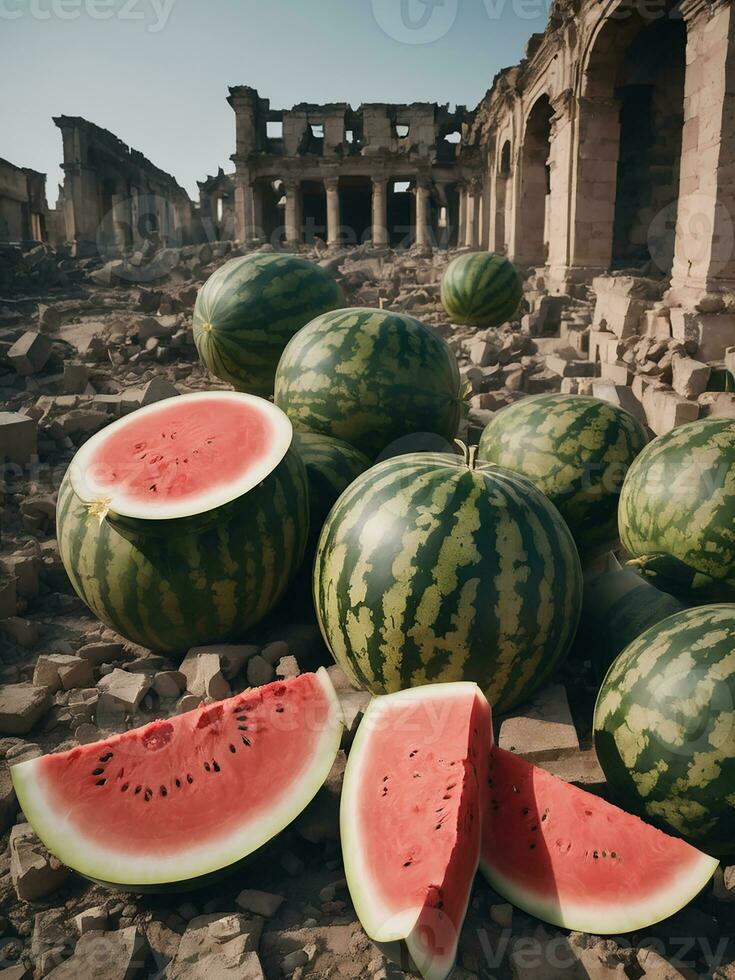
left=11, top=670, right=342, bottom=889
left=341, top=683, right=493, bottom=980
left=480, top=748, right=719, bottom=934
left=69, top=389, right=293, bottom=524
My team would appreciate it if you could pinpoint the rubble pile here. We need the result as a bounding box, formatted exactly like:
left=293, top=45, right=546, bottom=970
left=0, top=240, right=733, bottom=980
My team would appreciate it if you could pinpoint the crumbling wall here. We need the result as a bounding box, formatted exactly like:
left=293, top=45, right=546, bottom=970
left=54, top=116, right=199, bottom=257
left=0, top=160, right=49, bottom=245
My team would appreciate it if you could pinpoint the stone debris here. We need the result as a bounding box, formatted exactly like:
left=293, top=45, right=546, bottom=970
left=33, top=654, right=94, bottom=692
left=73, top=906, right=108, bottom=935
left=9, top=823, right=69, bottom=901
left=0, top=684, right=51, bottom=735
left=246, top=655, right=276, bottom=688
left=179, top=650, right=231, bottom=700
left=235, top=889, right=285, bottom=918
left=96, top=669, right=151, bottom=713
left=45, top=926, right=149, bottom=980
left=498, top=684, right=579, bottom=763
left=167, top=914, right=264, bottom=979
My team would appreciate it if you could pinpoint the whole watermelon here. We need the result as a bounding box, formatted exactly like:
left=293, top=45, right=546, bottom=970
left=294, top=432, right=371, bottom=552
left=441, top=252, right=523, bottom=327
left=313, top=451, right=583, bottom=711
left=56, top=450, right=308, bottom=654
left=619, top=418, right=735, bottom=601
left=594, top=604, right=735, bottom=856
left=193, top=253, right=344, bottom=396
left=479, top=394, right=648, bottom=559
left=275, top=308, right=464, bottom=459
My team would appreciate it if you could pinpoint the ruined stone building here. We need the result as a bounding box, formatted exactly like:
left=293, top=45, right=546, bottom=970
left=52, top=116, right=198, bottom=256
left=465, top=0, right=733, bottom=312
left=226, top=86, right=476, bottom=248
left=0, top=159, right=51, bottom=245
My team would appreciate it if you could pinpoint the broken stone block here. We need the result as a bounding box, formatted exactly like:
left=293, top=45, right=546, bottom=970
left=247, top=655, right=275, bottom=687
left=0, top=764, right=18, bottom=831
left=34, top=654, right=94, bottom=692
left=74, top=906, right=108, bottom=935
left=2, top=554, right=39, bottom=599
left=541, top=747, right=607, bottom=793
left=0, top=574, right=17, bottom=620
left=0, top=682, right=51, bottom=734
left=468, top=339, right=497, bottom=367
left=76, top=640, right=124, bottom=666
left=8, top=331, right=52, bottom=375
left=168, top=914, right=264, bottom=980
left=140, top=376, right=179, bottom=406
left=10, top=823, right=69, bottom=901
left=699, top=391, right=735, bottom=419
left=643, top=386, right=700, bottom=435
left=62, top=362, right=90, bottom=394
left=713, top=865, right=735, bottom=902
left=0, top=412, right=37, bottom=464
left=546, top=356, right=595, bottom=378
left=591, top=383, right=645, bottom=424
left=179, top=651, right=231, bottom=700
left=498, top=684, right=579, bottom=763
left=97, top=668, right=151, bottom=712
left=261, top=640, right=289, bottom=665
left=0, top=964, right=30, bottom=980
left=0, top=616, right=40, bottom=648
left=672, top=355, right=711, bottom=399
left=670, top=309, right=735, bottom=360
left=153, top=670, right=186, bottom=699
left=236, top=889, right=284, bottom=918
left=45, top=926, right=149, bottom=980
left=636, top=947, right=698, bottom=979
left=275, top=655, right=300, bottom=680
left=37, top=304, right=62, bottom=333
left=600, top=360, right=633, bottom=386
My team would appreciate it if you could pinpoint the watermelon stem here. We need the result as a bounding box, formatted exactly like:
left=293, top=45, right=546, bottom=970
left=453, top=440, right=479, bottom=471
left=86, top=496, right=112, bottom=526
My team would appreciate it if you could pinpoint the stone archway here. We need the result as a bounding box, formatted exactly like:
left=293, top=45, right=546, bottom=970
left=516, top=96, right=553, bottom=266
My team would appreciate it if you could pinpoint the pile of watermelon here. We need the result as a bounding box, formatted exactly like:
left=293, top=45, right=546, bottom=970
left=47, top=248, right=735, bottom=978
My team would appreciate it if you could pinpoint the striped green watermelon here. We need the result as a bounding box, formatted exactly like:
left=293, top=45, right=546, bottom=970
left=294, top=433, right=371, bottom=552
left=441, top=252, right=523, bottom=328
left=313, top=450, right=583, bottom=712
left=619, top=419, right=735, bottom=601
left=57, top=392, right=309, bottom=653
left=274, top=308, right=465, bottom=459
left=193, top=253, right=344, bottom=396
left=594, top=604, right=735, bottom=856
left=479, top=394, right=649, bottom=559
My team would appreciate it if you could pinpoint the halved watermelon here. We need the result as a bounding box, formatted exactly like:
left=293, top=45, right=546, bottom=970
left=11, top=670, right=342, bottom=889
left=480, top=748, right=719, bottom=934
left=69, top=389, right=293, bottom=525
left=341, top=683, right=492, bottom=980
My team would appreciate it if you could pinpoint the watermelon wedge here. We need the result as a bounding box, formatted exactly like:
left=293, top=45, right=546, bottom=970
left=480, top=748, right=719, bottom=934
left=11, top=670, right=342, bottom=890
left=68, top=389, right=294, bottom=525
left=341, top=683, right=493, bottom=980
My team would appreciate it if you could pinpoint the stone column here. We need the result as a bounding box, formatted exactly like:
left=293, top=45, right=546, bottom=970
left=325, top=176, right=341, bottom=246
left=371, top=177, right=389, bottom=246
left=284, top=179, right=302, bottom=246
left=111, top=183, right=132, bottom=254
left=668, top=0, right=735, bottom=306
left=457, top=182, right=468, bottom=247
left=233, top=172, right=258, bottom=244
left=545, top=89, right=577, bottom=291
left=567, top=95, right=622, bottom=275
left=252, top=182, right=263, bottom=240
left=415, top=178, right=431, bottom=247
left=466, top=179, right=481, bottom=249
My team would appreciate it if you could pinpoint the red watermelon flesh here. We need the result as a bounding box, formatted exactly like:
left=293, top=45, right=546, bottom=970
left=481, top=748, right=719, bottom=934
left=341, top=683, right=493, bottom=980
left=69, top=390, right=293, bottom=522
left=11, top=670, right=343, bottom=889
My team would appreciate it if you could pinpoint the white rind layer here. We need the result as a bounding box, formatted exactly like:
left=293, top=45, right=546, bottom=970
left=480, top=850, right=719, bottom=935
left=341, top=682, right=482, bottom=980
left=11, top=668, right=343, bottom=888
left=69, top=390, right=294, bottom=522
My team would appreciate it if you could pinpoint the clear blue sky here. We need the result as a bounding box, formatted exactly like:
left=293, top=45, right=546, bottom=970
left=0, top=0, right=549, bottom=201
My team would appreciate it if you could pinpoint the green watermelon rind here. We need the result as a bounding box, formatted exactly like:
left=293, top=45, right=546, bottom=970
left=314, top=452, right=582, bottom=712
left=340, top=682, right=483, bottom=980
left=593, top=603, right=735, bottom=856
left=619, top=418, right=735, bottom=590
left=294, top=432, right=372, bottom=535
left=193, top=253, right=345, bottom=396
left=441, top=252, right=523, bottom=328
left=479, top=393, right=649, bottom=560
left=10, top=668, right=344, bottom=889
left=274, top=307, right=464, bottom=460
left=56, top=447, right=309, bottom=654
